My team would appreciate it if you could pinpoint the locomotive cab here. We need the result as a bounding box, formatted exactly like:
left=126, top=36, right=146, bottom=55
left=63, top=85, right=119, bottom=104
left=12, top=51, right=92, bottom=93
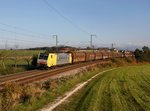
left=37, top=53, right=57, bottom=67
left=37, top=53, right=48, bottom=67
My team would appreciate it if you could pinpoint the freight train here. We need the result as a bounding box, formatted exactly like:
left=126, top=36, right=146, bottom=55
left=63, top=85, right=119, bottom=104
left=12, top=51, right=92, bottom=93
left=37, top=51, right=134, bottom=68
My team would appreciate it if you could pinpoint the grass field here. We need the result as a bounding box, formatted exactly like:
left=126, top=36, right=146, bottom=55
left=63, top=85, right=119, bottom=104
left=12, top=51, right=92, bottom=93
left=56, top=64, right=150, bottom=111
left=0, top=50, right=43, bottom=57
left=0, top=50, right=44, bottom=75
left=0, top=50, right=44, bottom=65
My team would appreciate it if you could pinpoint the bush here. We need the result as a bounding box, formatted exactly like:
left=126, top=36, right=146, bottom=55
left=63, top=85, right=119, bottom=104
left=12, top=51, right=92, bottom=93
left=110, top=58, right=127, bottom=66
left=21, top=83, right=44, bottom=103
left=125, top=57, right=132, bottom=63
left=111, top=58, right=117, bottom=63
left=31, top=55, right=38, bottom=66
left=2, top=82, right=22, bottom=111
left=42, top=81, right=51, bottom=90
left=21, top=84, right=37, bottom=103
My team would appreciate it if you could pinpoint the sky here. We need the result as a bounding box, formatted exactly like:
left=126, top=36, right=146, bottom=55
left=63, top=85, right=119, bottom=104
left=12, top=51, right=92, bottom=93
left=0, top=0, right=150, bottom=50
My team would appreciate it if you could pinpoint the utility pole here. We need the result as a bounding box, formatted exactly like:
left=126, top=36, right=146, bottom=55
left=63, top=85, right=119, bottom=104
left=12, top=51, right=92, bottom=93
left=5, top=40, right=8, bottom=50
left=53, top=35, right=58, bottom=52
left=90, top=35, right=92, bottom=48
left=53, top=35, right=58, bottom=47
left=111, top=43, right=115, bottom=50
left=90, top=34, right=96, bottom=49
left=112, top=43, right=113, bottom=49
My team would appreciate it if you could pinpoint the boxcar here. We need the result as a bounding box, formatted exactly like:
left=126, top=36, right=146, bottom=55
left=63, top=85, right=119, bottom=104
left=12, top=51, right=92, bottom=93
left=95, top=52, right=103, bottom=60
left=85, top=52, right=95, bottom=61
left=108, top=52, right=113, bottom=59
left=102, top=52, right=109, bottom=59
left=71, top=52, right=86, bottom=63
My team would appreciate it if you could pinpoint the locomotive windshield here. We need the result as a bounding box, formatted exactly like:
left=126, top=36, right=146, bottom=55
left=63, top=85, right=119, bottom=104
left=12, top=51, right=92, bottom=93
left=39, top=53, right=48, bottom=60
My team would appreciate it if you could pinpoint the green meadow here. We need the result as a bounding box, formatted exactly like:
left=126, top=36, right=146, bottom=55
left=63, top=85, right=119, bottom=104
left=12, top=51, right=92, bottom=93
left=0, top=50, right=43, bottom=57
left=56, top=64, right=150, bottom=111
left=0, top=50, right=44, bottom=75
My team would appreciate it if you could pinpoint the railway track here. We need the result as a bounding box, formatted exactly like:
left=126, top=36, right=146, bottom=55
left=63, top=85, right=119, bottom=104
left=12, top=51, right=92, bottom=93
left=0, top=60, right=111, bottom=90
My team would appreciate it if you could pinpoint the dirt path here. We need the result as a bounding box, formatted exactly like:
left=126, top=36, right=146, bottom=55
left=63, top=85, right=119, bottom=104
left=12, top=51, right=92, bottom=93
left=40, top=68, right=116, bottom=111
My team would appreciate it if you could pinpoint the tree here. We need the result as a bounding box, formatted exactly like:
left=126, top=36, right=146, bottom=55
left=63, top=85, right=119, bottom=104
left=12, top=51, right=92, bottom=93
left=31, top=55, right=38, bottom=66
left=86, top=46, right=91, bottom=50
left=24, top=56, right=32, bottom=67
left=0, top=50, right=7, bottom=69
left=142, top=46, right=150, bottom=62
left=134, top=49, right=143, bottom=62
left=134, top=47, right=150, bottom=62
left=142, top=46, right=149, bottom=52
left=11, top=51, right=19, bottom=68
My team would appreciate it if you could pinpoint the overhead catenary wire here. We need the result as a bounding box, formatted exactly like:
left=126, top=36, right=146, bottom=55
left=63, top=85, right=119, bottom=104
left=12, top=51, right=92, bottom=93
left=42, top=1, right=109, bottom=48
left=0, top=22, right=50, bottom=37
left=0, top=23, right=58, bottom=48
left=0, top=27, right=49, bottom=40
left=0, top=39, right=50, bottom=49
left=0, top=43, right=46, bottom=49
left=0, top=37, right=50, bottom=45
left=0, top=27, right=109, bottom=49
left=0, top=1, right=109, bottom=49
left=42, top=0, right=90, bottom=35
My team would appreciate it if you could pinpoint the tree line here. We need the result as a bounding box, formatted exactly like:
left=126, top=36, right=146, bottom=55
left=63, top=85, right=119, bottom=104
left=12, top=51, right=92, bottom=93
left=134, top=46, right=150, bottom=62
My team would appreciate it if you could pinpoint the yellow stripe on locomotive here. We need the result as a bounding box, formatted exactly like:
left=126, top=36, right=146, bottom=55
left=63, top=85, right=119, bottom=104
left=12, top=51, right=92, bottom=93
left=47, top=53, right=57, bottom=67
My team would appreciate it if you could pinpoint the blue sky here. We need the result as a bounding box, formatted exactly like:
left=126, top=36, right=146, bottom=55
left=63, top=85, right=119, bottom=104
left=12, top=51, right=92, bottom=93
left=0, top=0, right=150, bottom=49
